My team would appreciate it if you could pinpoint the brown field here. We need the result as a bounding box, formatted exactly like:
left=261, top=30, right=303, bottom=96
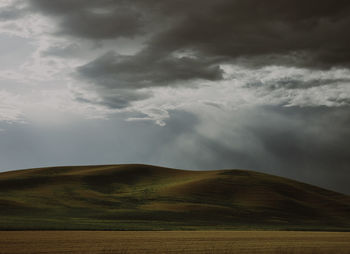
left=0, top=231, right=349, bottom=254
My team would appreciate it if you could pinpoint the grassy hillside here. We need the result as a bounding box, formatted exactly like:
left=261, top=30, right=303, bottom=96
left=0, top=164, right=349, bottom=230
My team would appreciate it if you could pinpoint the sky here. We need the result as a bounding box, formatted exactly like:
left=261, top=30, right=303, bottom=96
left=0, top=0, right=349, bottom=194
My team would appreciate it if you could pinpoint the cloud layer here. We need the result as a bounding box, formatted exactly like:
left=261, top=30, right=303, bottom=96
left=2, top=0, right=349, bottom=113
left=27, top=0, right=350, bottom=67
left=0, top=0, right=349, bottom=193
left=37, top=1, right=350, bottom=109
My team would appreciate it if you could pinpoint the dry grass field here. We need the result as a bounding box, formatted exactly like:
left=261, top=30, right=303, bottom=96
left=0, top=231, right=349, bottom=254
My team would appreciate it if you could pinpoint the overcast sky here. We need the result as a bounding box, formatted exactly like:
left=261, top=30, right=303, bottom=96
left=0, top=0, right=349, bottom=194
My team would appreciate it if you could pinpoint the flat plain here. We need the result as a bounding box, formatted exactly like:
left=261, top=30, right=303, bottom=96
left=0, top=231, right=349, bottom=254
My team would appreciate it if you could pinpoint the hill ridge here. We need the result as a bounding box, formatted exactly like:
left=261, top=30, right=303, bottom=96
left=0, top=164, right=349, bottom=231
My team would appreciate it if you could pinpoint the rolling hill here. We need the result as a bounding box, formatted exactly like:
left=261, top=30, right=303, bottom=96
left=0, top=164, right=349, bottom=230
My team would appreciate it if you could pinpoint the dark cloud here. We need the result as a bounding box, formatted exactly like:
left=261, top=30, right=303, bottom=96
left=26, top=0, right=350, bottom=73
left=246, top=78, right=350, bottom=90
left=18, top=0, right=350, bottom=108
left=75, top=50, right=222, bottom=109
left=77, top=50, right=223, bottom=89
left=328, top=97, right=350, bottom=105
left=151, top=0, right=350, bottom=68
left=29, top=0, right=148, bottom=39
left=75, top=88, right=151, bottom=109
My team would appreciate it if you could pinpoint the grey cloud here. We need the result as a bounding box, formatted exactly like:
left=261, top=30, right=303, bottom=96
left=0, top=4, right=27, bottom=21
left=29, top=0, right=148, bottom=39
left=75, top=49, right=222, bottom=109
left=20, top=0, right=350, bottom=68
left=328, top=96, right=350, bottom=106
left=77, top=50, right=223, bottom=89
left=148, top=0, right=350, bottom=68
left=56, top=8, right=143, bottom=39
left=20, top=0, right=350, bottom=109
left=74, top=88, right=151, bottom=109
left=246, top=78, right=350, bottom=90
left=41, top=43, right=82, bottom=58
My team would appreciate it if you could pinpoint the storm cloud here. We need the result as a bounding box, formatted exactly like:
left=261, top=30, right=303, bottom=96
left=22, top=0, right=350, bottom=92
left=77, top=50, right=223, bottom=89
left=26, top=0, right=350, bottom=65
left=0, top=0, right=349, bottom=194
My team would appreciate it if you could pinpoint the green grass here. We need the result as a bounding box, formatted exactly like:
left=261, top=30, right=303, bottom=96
left=0, top=164, right=349, bottom=230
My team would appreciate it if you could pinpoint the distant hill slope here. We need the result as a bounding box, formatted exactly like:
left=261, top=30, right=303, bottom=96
left=0, top=164, right=349, bottom=230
